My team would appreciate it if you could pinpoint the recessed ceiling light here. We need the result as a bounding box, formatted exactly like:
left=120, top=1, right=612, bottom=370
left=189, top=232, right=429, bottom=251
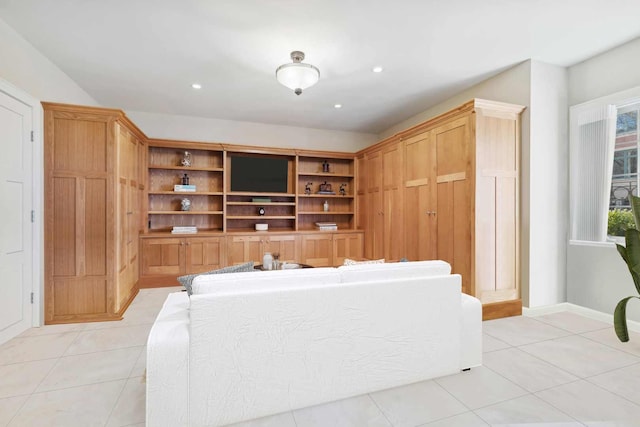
left=372, top=66, right=383, bottom=73
left=191, top=83, right=202, bottom=89
left=334, top=104, right=342, bottom=109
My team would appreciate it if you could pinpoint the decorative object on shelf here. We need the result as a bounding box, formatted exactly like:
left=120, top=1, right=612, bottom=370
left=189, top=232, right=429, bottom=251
left=181, top=198, right=192, bottom=211
left=322, top=160, right=330, bottom=173
left=318, top=181, right=334, bottom=194
left=258, top=207, right=265, bottom=216
left=172, top=225, right=197, bottom=234
left=316, top=221, right=337, bottom=230
left=323, top=200, right=329, bottom=212
left=181, top=173, right=190, bottom=185
left=262, top=252, right=273, bottom=270
left=305, top=182, right=312, bottom=195
left=339, top=183, right=347, bottom=196
left=174, top=184, right=196, bottom=192
left=255, top=223, right=268, bottom=231
left=272, top=252, right=280, bottom=270
left=275, top=51, right=320, bottom=96
left=181, top=151, right=192, bottom=167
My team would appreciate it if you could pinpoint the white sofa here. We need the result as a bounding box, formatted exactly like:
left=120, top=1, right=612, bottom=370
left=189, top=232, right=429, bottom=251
left=146, top=260, right=482, bottom=427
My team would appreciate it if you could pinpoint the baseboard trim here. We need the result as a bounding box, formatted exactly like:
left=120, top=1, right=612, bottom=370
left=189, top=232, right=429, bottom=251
left=482, top=299, right=522, bottom=320
left=523, top=302, right=640, bottom=333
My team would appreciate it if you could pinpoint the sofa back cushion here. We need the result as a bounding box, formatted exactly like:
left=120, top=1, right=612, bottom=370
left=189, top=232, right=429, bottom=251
left=188, top=274, right=462, bottom=426
left=338, top=260, right=451, bottom=283
left=190, top=267, right=341, bottom=295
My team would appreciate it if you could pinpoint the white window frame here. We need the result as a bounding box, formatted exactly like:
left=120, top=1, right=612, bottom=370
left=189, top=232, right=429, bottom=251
left=570, top=86, right=640, bottom=247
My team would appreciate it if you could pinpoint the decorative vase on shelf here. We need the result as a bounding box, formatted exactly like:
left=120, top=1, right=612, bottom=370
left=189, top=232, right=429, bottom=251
left=323, top=200, right=329, bottom=212
left=181, top=198, right=192, bottom=211
left=181, top=151, right=192, bottom=167
left=182, top=173, right=189, bottom=185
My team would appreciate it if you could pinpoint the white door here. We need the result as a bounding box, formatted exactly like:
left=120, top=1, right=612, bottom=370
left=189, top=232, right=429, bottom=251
left=0, top=90, right=33, bottom=343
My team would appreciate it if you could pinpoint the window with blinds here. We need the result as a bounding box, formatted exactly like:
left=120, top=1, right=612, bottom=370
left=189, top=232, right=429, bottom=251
left=570, top=89, right=640, bottom=243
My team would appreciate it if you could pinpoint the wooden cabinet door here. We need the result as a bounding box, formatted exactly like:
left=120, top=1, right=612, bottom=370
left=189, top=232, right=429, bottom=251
left=332, top=233, right=363, bottom=266
left=382, top=141, right=404, bottom=261
left=141, top=238, right=184, bottom=276
left=264, top=235, right=300, bottom=263
left=404, top=131, right=437, bottom=261
left=432, top=117, right=473, bottom=295
left=227, top=235, right=263, bottom=265
left=366, top=150, right=383, bottom=259
left=185, top=237, right=224, bottom=274
left=300, top=234, right=333, bottom=267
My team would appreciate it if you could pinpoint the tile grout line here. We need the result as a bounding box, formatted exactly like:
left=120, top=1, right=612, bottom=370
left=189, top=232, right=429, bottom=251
left=102, top=379, right=130, bottom=427
left=579, top=330, right=640, bottom=358
left=366, top=392, right=394, bottom=426
left=474, top=357, right=585, bottom=425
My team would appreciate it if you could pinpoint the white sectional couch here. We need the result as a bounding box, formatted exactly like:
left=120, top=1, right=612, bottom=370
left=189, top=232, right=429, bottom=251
left=146, top=261, right=482, bottom=427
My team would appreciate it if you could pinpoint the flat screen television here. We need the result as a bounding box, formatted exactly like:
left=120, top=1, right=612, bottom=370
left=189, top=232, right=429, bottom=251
left=230, top=155, right=289, bottom=193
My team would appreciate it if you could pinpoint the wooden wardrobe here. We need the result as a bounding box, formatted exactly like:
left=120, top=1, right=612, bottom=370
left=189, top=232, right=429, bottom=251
left=359, top=99, right=525, bottom=319
left=43, top=103, right=146, bottom=324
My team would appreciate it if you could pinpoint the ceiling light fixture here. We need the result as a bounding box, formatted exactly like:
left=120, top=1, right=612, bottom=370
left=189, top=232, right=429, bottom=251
left=334, top=104, right=342, bottom=109
left=191, top=83, right=202, bottom=89
left=276, top=51, right=320, bottom=95
left=372, top=66, right=383, bottom=73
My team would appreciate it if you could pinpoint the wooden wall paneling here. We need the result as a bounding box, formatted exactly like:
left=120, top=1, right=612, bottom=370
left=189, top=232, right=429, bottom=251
left=356, top=154, right=367, bottom=233
left=475, top=108, right=520, bottom=303
left=366, top=150, right=383, bottom=259
left=403, top=131, right=436, bottom=261
left=382, top=141, right=404, bottom=261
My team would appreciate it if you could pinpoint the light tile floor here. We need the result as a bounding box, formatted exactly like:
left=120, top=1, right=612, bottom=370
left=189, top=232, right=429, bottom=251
left=1, top=288, right=640, bottom=426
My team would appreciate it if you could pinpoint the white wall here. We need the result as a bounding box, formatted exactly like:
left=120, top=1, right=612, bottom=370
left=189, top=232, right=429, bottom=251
left=567, top=37, right=640, bottom=322
left=569, top=37, right=640, bottom=106
left=0, top=17, right=97, bottom=105
left=127, top=111, right=377, bottom=153
left=528, top=61, right=569, bottom=307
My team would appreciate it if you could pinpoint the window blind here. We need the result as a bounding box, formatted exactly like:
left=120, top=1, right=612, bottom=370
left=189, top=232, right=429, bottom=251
left=569, top=104, right=617, bottom=242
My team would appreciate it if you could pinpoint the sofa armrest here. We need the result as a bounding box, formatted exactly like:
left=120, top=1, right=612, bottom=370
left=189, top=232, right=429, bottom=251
left=460, top=293, right=482, bottom=369
left=146, top=292, right=190, bottom=427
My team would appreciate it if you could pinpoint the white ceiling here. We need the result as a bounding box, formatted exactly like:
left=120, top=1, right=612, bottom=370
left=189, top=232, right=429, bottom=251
left=1, top=0, right=640, bottom=134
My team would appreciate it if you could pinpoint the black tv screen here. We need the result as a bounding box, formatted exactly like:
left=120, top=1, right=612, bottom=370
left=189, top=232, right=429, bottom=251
left=231, top=155, right=289, bottom=193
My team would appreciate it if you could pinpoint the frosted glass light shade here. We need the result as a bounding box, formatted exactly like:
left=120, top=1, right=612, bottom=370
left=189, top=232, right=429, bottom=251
left=275, top=51, right=320, bottom=95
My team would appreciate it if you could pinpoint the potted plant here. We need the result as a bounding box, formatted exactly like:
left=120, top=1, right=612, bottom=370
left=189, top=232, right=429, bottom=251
left=614, top=195, right=640, bottom=342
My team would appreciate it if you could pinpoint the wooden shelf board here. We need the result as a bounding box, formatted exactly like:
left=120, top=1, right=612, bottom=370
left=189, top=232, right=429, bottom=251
left=298, top=212, right=354, bottom=215
left=141, top=229, right=224, bottom=237
left=149, top=165, right=223, bottom=172
left=149, top=191, right=223, bottom=196
left=148, top=211, right=224, bottom=215
left=227, top=192, right=295, bottom=197
left=298, top=194, right=354, bottom=199
left=226, top=215, right=296, bottom=220
left=226, top=227, right=296, bottom=234
left=226, top=202, right=296, bottom=206
left=298, top=172, right=354, bottom=178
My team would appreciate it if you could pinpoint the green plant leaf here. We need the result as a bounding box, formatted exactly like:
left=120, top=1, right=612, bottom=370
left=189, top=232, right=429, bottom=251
left=617, top=243, right=628, bottom=265
left=614, top=296, right=639, bottom=342
left=631, top=195, right=640, bottom=229
left=624, top=229, right=640, bottom=295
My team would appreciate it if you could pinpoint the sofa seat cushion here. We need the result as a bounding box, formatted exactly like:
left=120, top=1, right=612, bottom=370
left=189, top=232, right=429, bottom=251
left=338, top=260, right=451, bottom=283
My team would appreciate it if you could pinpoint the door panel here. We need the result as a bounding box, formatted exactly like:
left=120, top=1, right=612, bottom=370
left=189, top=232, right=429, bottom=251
left=0, top=92, right=33, bottom=342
